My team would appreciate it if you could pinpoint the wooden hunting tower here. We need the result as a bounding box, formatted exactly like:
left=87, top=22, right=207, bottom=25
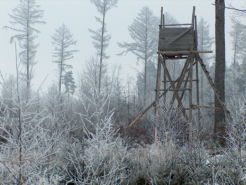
left=155, top=6, right=229, bottom=141
left=129, top=6, right=229, bottom=143
left=155, top=7, right=200, bottom=122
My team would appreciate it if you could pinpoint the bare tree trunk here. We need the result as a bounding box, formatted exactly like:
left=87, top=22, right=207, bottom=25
left=214, top=0, right=226, bottom=147
left=144, top=57, right=147, bottom=106
left=26, top=0, right=30, bottom=100
left=59, top=61, right=63, bottom=94
left=233, top=34, right=238, bottom=66
left=232, top=32, right=238, bottom=95
left=18, top=105, right=23, bottom=185
left=200, top=69, right=204, bottom=105
left=127, top=82, right=130, bottom=122
left=144, top=13, right=148, bottom=106
left=59, top=31, right=65, bottom=95
left=200, top=28, right=204, bottom=105
left=58, top=32, right=65, bottom=111
left=99, top=7, right=106, bottom=94
left=15, top=42, right=23, bottom=185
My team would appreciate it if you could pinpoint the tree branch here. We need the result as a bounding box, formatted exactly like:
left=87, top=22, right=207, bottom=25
left=212, top=3, right=246, bottom=12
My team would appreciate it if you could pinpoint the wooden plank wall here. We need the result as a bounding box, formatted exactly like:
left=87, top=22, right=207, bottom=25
left=158, top=28, right=193, bottom=51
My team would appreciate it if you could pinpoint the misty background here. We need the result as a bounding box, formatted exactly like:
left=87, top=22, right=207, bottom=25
left=0, top=0, right=245, bottom=93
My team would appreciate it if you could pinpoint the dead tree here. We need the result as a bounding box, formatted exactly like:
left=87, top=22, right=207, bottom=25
left=6, top=0, right=45, bottom=100
left=214, top=0, right=226, bottom=147
left=89, top=0, right=118, bottom=94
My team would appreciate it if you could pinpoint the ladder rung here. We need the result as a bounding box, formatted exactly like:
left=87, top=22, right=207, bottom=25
left=158, top=88, right=191, bottom=91
left=162, top=80, right=198, bottom=83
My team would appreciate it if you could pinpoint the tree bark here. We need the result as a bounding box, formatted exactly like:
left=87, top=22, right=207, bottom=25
left=98, top=6, right=106, bottom=94
left=59, top=32, right=64, bottom=95
left=144, top=57, right=147, bottom=106
left=26, top=0, right=30, bottom=100
left=214, top=0, right=226, bottom=147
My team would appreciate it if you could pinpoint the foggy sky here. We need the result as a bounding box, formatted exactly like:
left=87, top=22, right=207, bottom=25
left=0, top=0, right=245, bottom=93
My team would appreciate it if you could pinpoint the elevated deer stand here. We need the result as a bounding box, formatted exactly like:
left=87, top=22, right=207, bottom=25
left=128, top=7, right=229, bottom=144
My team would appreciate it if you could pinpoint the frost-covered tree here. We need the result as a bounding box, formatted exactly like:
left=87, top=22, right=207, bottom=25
left=230, top=18, right=245, bottom=65
left=136, top=61, right=156, bottom=107
left=52, top=24, right=77, bottom=95
left=1, top=75, right=16, bottom=111
left=118, top=7, right=159, bottom=106
left=6, top=0, right=45, bottom=99
left=0, top=61, right=61, bottom=184
left=197, top=18, right=213, bottom=106
left=226, top=60, right=246, bottom=99
left=89, top=0, right=118, bottom=93
left=79, top=58, right=100, bottom=102
left=0, top=97, right=67, bottom=184
left=63, top=71, right=76, bottom=97
left=225, top=18, right=246, bottom=98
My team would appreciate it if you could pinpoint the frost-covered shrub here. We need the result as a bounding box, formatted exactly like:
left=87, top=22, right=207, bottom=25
left=172, top=144, right=212, bottom=185
left=207, top=152, right=245, bottom=185
left=127, top=142, right=210, bottom=185
left=168, top=143, right=245, bottom=185
left=127, top=139, right=177, bottom=185
left=63, top=60, right=129, bottom=184
left=151, top=104, right=187, bottom=145
left=227, top=96, right=246, bottom=158
left=65, top=111, right=128, bottom=185
left=173, top=144, right=245, bottom=185
left=23, top=174, right=64, bottom=185
left=212, top=96, right=246, bottom=184
left=0, top=90, right=67, bottom=185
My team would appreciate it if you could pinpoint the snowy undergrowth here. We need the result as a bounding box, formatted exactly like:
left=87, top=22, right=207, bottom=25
left=127, top=141, right=246, bottom=185
left=65, top=113, right=128, bottom=185
left=127, top=140, right=177, bottom=185
left=63, top=83, right=129, bottom=185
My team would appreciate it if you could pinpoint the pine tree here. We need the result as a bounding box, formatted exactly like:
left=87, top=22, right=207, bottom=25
left=118, top=7, right=159, bottom=106
left=52, top=24, right=77, bottom=95
left=63, top=71, right=76, bottom=97
left=231, top=18, right=246, bottom=65
left=89, top=0, right=118, bottom=93
left=6, top=0, right=45, bottom=99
